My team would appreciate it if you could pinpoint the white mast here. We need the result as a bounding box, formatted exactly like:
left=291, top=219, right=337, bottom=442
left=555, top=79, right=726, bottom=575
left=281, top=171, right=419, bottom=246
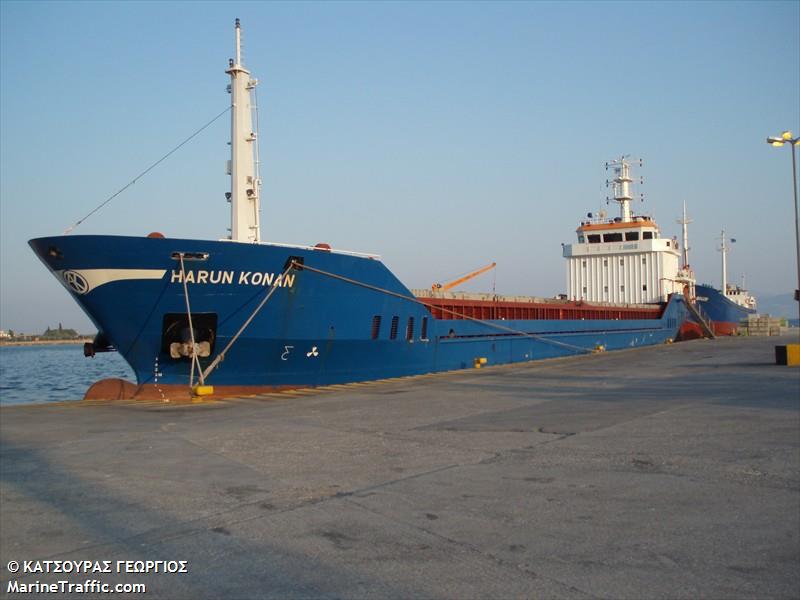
left=226, top=18, right=261, bottom=243
left=719, top=229, right=728, bottom=295
left=605, top=156, right=641, bottom=223
left=677, top=201, right=692, bottom=268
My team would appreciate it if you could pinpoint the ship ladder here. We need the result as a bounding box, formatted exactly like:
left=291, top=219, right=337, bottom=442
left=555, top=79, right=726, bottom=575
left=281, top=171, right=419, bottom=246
left=686, top=300, right=716, bottom=339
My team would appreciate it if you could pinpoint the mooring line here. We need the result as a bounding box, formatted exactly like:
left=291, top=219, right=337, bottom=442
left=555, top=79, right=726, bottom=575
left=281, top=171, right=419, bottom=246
left=294, top=262, right=594, bottom=354
left=64, top=106, right=231, bottom=234
left=178, top=253, right=204, bottom=389
left=201, top=263, right=297, bottom=382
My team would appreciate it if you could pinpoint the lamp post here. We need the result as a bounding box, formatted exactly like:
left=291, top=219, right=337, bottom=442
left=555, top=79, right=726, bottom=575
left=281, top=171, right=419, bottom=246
left=766, top=130, right=800, bottom=339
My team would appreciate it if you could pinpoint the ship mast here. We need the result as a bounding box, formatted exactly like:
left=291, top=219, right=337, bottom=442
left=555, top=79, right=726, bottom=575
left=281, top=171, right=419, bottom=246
left=605, top=156, right=641, bottom=223
left=677, top=201, right=692, bottom=268
left=226, top=18, right=261, bottom=243
left=719, top=229, right=728, bottom=295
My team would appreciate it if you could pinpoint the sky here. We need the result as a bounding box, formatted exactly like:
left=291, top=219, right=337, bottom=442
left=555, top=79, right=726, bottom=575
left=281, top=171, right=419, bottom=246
left=1, top=0, right=798, bottom=333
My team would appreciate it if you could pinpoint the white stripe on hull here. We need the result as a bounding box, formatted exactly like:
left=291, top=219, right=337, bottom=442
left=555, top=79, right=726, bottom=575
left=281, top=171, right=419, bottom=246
left=56, top=269, right=166, bottom=295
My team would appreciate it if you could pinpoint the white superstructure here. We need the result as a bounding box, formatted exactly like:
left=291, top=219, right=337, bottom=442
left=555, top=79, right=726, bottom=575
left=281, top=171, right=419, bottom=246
left=562, top=157, right=684, bottom=304
left=226, top=19, right=261, bottom=243
left=717, top=230, right=757, bottom=310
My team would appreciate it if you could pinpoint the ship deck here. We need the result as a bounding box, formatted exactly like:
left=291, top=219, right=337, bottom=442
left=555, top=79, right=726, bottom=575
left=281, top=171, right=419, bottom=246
left=1, top=335, right=798, bottom=598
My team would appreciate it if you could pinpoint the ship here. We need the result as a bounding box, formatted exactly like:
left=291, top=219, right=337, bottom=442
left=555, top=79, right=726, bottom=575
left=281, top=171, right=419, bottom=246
left=673, top=203, right=715, bottom=342
left=678, top=224, right=757, bottom=339
left=694, top=231, right=757, bottom=335
left=28, top=21, right=688, bottom=400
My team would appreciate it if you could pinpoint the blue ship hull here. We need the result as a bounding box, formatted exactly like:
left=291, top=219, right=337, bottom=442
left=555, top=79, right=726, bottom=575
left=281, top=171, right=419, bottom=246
left=29, top=235, right=688, bottom=392
left=695, top=284, right=756, bottom=336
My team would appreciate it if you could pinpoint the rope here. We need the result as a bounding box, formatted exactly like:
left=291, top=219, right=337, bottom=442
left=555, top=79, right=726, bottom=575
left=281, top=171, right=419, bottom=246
left=63, top=106, right=232, bottom=234
left=201, top=263, right=296, bottom=382
left=178, top=254, right=205, bottom=388
left=294, top=262, right=594, bottom=354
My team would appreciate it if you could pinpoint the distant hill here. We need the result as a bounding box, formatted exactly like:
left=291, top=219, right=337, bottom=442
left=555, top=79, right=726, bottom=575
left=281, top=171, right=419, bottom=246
left=40, top=324, right=81, bottom=340
left=755, top=292, right=798, bottom=320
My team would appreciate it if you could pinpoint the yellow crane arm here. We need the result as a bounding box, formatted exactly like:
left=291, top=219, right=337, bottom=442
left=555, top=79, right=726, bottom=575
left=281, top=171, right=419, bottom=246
left=432, top=262, right=497, bottom=292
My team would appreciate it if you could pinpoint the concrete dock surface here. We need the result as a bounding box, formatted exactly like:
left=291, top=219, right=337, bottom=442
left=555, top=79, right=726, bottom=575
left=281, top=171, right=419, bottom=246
left=1, top=335, right=798, bottom=599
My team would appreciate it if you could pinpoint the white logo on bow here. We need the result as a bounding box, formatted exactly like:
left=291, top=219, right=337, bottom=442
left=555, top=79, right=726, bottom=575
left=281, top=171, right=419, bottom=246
left=63, top=270, right=90, bottom=295
left=306, top=346, right=319, bottom=358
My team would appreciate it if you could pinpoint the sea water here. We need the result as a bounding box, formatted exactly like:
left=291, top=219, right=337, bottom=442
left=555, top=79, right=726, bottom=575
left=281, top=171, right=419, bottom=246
left=0, top=345, right=135, bottom=405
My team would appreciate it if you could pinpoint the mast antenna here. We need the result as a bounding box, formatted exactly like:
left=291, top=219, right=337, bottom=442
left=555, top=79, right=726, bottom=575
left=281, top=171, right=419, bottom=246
left=676, top=201, right=692, bottom=268
left=718, top=229, right=733, bottom=294
left=235, top=17, right=242, bottom=65
left=605, top=156, right=642, bottom=223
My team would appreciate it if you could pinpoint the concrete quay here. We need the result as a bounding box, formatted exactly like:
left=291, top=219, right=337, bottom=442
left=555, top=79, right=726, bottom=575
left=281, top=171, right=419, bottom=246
left=1, top=335, right=798, bottom=599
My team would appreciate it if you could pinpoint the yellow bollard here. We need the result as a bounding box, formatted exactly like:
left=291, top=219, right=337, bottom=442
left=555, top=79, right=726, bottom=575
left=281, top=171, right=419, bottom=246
left=192, top=385, right=215, bottom=397
left=775, top=344, right=800, bottom=366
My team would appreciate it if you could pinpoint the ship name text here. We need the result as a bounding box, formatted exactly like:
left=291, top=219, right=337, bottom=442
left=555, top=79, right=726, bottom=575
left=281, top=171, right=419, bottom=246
left=170, top=270, right=295, bottom=288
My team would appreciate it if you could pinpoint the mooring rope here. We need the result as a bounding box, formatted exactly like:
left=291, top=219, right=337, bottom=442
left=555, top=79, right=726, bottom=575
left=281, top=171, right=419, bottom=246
left=63, top=106, right=232, bottom=235
left=178, top=254, right=205, bottom=388
left=200, top=263, right=297, bottom=382
left=197, top=259, right=600, bottom=386
left=293, top=262, right=594, bottom=354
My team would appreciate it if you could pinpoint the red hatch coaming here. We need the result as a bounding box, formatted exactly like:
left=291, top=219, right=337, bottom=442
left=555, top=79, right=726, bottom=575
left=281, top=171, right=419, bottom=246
left=418, top=297, right=664, bottom=321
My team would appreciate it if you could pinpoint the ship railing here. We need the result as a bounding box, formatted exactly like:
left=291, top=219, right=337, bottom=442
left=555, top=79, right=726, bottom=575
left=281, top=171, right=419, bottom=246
left=579, top=215, right=655, bottom=227
left=694, top=301, right=710, bottom=322
left=218, top=239, right=381, bottom=259
left=690, top=301, right=716, bottom=338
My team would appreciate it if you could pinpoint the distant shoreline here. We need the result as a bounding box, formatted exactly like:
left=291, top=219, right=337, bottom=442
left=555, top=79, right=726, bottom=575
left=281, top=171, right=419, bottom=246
left=0, top=339, right=93, bottom=347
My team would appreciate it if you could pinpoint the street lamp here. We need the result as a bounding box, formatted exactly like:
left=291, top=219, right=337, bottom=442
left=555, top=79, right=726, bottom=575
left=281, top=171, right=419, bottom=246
left=766, top=130, right=800, bottom=341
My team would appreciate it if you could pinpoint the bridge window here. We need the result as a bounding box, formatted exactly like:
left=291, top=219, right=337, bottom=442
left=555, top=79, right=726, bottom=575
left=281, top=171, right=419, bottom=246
left=643, top=231, right=653, bottom=240
left=587, top=234, right=601, bottom=243
left=625, top=231, right=639, bottom=241
left=390, top=316, right=399, bottom=340
left=406, top=317, right=415, bottom=341
left=371, top=315, right=381, bottom=339
left=603, top=232, right=623, bottom=242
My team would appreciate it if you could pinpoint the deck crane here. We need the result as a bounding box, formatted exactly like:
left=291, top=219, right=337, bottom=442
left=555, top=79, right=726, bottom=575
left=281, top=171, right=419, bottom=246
left=432, top=262, right=497, bottom=293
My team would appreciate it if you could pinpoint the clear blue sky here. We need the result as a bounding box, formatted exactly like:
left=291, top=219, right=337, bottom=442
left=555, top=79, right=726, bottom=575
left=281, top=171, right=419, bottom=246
left=1, top=0, right=798, bottom=332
